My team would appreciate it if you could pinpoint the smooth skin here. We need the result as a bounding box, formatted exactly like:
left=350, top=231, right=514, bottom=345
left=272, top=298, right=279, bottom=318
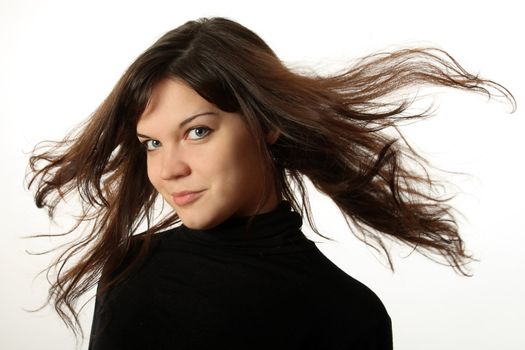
left=136, top=78, right=280, bottom=230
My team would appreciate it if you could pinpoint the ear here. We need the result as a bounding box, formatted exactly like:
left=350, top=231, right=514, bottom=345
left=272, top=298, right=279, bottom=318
left=265, top=129, right=280, bottom=145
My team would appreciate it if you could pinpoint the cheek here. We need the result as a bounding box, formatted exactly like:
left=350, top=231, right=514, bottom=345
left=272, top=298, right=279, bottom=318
left=200, top=142, right=243, bottom=192
left=213, top=138, right=264, bottom=191
left=146, top=157, right=161, bottom=191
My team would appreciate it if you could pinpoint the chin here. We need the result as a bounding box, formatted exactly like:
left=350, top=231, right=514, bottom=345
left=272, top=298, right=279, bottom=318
left=182, top=220, right=215, bottom=231
left=178, top=212, right=214, bottom=230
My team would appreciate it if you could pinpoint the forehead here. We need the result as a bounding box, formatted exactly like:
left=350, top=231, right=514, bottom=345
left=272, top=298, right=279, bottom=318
left=138, top=78, right=216, bottom=125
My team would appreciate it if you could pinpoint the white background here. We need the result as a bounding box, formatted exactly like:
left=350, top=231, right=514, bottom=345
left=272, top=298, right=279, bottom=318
left=1, top=0, right=524, bottom=349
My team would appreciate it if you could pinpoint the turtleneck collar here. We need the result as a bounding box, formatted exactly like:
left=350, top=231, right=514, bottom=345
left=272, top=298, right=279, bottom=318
left=161, top=201, right=315, bottom=253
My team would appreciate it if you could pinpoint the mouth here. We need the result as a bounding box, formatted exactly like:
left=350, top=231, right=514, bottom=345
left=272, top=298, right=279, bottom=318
left=171, top=190, right=205, bottom=206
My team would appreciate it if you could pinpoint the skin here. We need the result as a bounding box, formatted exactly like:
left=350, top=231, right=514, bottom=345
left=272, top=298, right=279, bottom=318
left=136, top=78, right=280, bottom=230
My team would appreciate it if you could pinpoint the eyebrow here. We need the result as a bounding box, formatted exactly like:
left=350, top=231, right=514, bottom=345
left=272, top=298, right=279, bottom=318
left=137, top=112, right=216, bottom=139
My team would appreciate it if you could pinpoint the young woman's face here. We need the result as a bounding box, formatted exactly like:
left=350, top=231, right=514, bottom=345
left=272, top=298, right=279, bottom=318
left=136, top=79, right=279, bottom=230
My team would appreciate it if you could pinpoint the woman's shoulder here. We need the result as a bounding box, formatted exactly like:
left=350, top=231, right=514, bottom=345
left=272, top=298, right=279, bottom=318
left=298, top=244, right=392, bottom=345
left=99, top=228, right=171, bottom=283
left=308, top=245, right=390, bottom=318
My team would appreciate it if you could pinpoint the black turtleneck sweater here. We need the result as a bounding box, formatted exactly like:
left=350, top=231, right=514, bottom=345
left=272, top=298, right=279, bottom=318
left=88, top=201, right=392, bottom=349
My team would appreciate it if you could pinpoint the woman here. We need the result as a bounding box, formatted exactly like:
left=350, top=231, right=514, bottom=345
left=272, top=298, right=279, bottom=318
left=27, top=17, right=515, bottom=349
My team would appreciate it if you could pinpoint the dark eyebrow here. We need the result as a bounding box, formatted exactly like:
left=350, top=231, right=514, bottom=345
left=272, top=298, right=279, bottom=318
left=137, top=112, right=216, bottom=139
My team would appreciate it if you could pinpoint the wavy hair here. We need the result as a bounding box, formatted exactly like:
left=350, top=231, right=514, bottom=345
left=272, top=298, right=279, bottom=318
left=26, top=17, right=515, bottom=336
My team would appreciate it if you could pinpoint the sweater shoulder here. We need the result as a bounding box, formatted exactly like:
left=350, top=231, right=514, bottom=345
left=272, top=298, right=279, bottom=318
left=309, top=244, right=390, bottom=321
left=99, top=228, right=168, bottom=284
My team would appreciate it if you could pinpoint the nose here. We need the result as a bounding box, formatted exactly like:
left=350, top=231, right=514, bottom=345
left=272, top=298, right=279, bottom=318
left=159, top=146, right=191, bottom=180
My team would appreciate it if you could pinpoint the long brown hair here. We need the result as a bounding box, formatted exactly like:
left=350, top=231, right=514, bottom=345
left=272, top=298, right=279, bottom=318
left=27, top=17, right=515, bottom=336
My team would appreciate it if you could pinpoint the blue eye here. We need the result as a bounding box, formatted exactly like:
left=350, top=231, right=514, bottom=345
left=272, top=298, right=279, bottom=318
left=187, top=126, right=212, bottom=140
left=143, top=139, right=161, bottom=151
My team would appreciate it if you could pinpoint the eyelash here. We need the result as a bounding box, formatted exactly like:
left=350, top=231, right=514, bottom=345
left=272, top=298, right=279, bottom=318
left=141, top=126, right=213, bottom=151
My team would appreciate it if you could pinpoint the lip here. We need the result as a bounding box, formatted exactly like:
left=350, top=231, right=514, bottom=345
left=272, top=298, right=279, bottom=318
left=171, top=190, right=205, bottom=206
